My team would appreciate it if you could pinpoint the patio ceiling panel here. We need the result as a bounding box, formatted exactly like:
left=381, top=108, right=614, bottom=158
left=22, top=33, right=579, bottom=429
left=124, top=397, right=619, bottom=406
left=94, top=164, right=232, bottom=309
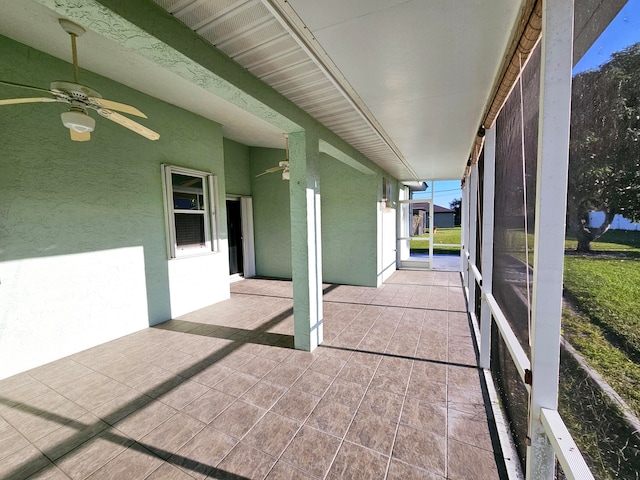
left=153, top=0, right=417, bottom=181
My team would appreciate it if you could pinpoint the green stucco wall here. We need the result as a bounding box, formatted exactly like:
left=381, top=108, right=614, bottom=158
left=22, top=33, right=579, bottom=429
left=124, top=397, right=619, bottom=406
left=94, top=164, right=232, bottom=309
left=251, top=146, right=292, bottom=279
left=223, top=138, right=251, bottom=196
left=250, top=147, right=382, bottom=286
left=320, top=154, right=380, bottom=286
left=0, top=34, right=230, bottom=377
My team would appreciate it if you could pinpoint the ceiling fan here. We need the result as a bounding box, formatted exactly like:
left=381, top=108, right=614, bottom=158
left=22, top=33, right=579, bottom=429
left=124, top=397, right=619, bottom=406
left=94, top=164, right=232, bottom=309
left=256, top=133, right=290, bottom=180
left=0, top=19, right=159, bottom=142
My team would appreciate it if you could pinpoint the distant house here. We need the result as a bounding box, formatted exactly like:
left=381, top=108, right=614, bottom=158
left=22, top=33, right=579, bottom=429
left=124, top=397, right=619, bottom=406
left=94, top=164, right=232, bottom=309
left=410, top=202, right=455, bottom=234
left=589, top=211, right=640, bottom=231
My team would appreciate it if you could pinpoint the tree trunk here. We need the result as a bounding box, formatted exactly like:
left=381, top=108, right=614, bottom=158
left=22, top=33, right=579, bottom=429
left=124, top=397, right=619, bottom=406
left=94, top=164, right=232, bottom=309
left=567, top=206, right=615, bottom=253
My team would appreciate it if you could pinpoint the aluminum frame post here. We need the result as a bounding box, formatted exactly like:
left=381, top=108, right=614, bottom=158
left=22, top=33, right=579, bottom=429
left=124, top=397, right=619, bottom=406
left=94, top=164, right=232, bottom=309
left=525, top=0, right=574, bottom=477
left=461, top=181, right=469, bottom=287
left=468, top=163, right=479, bottom=316
left=480, top=127, right=496, bottom=369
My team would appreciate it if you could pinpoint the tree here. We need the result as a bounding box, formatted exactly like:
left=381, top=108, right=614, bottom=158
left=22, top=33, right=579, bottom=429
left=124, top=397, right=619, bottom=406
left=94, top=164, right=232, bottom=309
left=568, top=42, right=640, bottom=252
left=449, top=198, right=462, bottom=226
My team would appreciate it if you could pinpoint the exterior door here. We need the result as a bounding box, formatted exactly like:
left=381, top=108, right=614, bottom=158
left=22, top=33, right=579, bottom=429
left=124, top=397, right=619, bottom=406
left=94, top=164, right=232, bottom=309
left=226, top=199, right=243, bottom=275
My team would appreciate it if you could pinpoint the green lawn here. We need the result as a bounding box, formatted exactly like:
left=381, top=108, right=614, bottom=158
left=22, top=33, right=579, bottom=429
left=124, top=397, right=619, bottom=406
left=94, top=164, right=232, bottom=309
left=410, top=227, right=461, bottom=255
left=562, top=229, right=640, bottom=416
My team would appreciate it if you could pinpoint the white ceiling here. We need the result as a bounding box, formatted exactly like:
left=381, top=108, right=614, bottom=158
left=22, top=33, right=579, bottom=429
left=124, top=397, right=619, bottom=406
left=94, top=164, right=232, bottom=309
left=0, top=0, right=526, bottom=180
left=287, top=0, right=524, bottom=179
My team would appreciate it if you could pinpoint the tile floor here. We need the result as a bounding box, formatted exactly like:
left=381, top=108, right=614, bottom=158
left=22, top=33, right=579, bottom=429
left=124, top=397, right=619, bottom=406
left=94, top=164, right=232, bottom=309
left=0, top=270, right=503, bottom=479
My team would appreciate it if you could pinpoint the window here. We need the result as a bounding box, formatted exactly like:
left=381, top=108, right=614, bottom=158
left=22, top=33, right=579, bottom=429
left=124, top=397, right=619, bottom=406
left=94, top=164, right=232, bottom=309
left=162, top=165, right=218, bottom=258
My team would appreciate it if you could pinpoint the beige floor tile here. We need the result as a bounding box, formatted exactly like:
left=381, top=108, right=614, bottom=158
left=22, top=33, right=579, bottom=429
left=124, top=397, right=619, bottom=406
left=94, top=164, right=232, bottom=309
left=0, top=444, right=52, bottom=479
left=157, top=380, right=210, bottom=410
left=212, top=371, right=261, bottom=398
left=346, top=411, right=398, bottom=456
left=392, top=425, right=446, bottom=477
left=359, top=387, right=405, bottom=420
left=400, top=398, right=447, bottom=437
left=209, top=400, right=266, bottom=439
left=265, top=461, right=316, bottom=480
left=322, top=378, right=367, bottom=409
left=271, top=389, right=320, bottom=423
left=0, top=272, right=503, bottom=480
left=171, top=426, right=237, bottom=480
left=326, top=441, right=389, bottom=480
left=291, top=369, right=334, bottom=397
left=141, top=412, right=206, bottom=459
left=56, top=429, right=134, bottom=480
left=448, top=438, right=500, bottom=480
left=305, top=398, right=357, bottom=438
left=85, top=444, right=163, bottom=479
left=32, top=413, right=110, bottom=462
left=387, top=459, right=445, bottom=480
left=280, top=426, right=341, bottom=479
left=25, top=464, right=72, bottom=479
left=145, top=462, right=196, bottom=480
left=263, top=363, right=305, bottom=388
left=113, top=401, right=176, bottom=441
left=0, top=419, right=31, bottom=460
left=181, top=389, right=235, bottom=424
left=216, top=443, right=276, bottom=479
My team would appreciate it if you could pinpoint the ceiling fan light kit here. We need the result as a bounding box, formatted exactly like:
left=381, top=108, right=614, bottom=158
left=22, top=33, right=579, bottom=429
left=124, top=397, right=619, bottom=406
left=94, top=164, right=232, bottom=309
left=61, top=110, right=95, bottom=133
left=0, top=18, right=159, bottom=142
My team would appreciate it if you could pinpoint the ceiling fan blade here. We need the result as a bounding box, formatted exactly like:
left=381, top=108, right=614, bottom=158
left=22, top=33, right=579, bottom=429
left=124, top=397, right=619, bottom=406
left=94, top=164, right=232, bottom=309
left=70, top=130, right=91, bottom=142
left=256, top=166, right=286, bottom=177
left=0, top=79, right=52, bottom=94
left=0, top=97, right=57, bottom=106
left=97, top=109, right=160, bottom=141
left=90, top=98, right=147, bottom=118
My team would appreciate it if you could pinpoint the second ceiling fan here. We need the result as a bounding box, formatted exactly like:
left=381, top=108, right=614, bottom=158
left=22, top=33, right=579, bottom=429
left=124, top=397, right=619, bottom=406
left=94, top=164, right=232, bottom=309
left=256, top=134, right=290, bottom=180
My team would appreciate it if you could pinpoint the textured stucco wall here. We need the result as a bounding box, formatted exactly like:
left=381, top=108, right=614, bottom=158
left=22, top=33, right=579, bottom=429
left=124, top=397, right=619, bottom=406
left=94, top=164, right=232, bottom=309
left=251, top=146, right=292, bottom=279
left=320, top=154, right=379, bottom=286
left=251, top=148, right=383, bottom=286
left=0, top=35, right=230, bottom=379
left=223, top=138, right=251, bottom=196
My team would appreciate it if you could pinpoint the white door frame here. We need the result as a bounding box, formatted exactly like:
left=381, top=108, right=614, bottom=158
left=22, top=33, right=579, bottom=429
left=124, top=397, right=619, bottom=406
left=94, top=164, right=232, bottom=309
left=226, top=195, right=256, bottom=279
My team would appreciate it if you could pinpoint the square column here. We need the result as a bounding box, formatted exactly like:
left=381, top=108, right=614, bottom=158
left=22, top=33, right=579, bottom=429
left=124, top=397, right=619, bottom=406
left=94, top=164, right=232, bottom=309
left=480, top=127, right=496, bottom=369
left=526, top=0, right=574, bottom=477
left=288, top=130, right=323, bottom=351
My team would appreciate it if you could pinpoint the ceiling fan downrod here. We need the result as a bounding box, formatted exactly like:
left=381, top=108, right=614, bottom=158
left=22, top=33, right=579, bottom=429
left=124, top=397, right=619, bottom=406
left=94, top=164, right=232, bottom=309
left=58, top=19, right=86, bottom=84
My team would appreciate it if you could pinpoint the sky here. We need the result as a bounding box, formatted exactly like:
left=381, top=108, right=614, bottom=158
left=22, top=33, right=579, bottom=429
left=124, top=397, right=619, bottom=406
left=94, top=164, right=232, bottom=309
left=573, top=0, right=640, bottom=75
left=411, top=180, right=461, bottom=210
left=410, top=2, right=640, bottom=210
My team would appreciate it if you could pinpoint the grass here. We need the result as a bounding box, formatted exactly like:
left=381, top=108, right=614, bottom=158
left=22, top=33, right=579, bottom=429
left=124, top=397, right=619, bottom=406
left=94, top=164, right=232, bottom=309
left=410, top=226, right=461, bottom=255
left=561, top=229, right=640, bottom=418
left=558, top=346, right=640, bottom=480
left=562, top=309, right=640, bottom=416
left=559, top=230, right=640, bottom=478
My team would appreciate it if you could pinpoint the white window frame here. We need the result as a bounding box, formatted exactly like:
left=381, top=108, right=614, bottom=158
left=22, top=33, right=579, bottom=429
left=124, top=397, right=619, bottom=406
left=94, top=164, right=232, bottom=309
left=162, top=164, right=219, bottom=259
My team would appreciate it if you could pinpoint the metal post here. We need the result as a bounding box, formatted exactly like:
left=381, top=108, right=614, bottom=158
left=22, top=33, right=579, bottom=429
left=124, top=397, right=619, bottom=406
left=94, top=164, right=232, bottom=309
left=468, top=163, right=479, bottom=316
left=480, top=127, right=496, bottom=369
left=526, top=0, right=574, bottom=477
left=461, top=179, right=469, bottom=287
left=429, top=181, right=434, bottom=269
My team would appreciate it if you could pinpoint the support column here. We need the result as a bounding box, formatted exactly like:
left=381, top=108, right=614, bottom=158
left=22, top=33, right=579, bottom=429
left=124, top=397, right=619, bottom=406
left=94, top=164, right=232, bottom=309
left=428, top=181, right=434, bottom=269
left=480, top=127, right=496, bottom=369
left=461, top=179, right=469, bottom=286
left=288, top=130, right=323, bottom=351
left=468, top=163, right=479, bottom=317
left=526, top=0, right=574, bottom=477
